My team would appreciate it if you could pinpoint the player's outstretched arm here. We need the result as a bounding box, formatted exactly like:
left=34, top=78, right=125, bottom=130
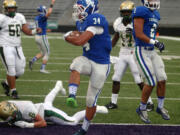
left=46, top=0, right=55, bottom=18
left=22, top=24, right=42, bottom=35
left=14, top=114, right=46, bottom=128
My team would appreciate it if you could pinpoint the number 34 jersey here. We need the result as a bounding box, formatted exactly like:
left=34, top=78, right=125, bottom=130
left=0, top=13, right=26, bottom=47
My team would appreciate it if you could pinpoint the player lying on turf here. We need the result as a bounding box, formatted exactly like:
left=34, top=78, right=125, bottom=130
left=0, top=81, right=108, bottom=128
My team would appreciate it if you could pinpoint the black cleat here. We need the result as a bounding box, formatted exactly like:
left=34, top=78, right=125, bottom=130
left=105, top=102, right=118, bottom=109
left=11, top=91, right=19, bottom=99
left=146, top=102, right=154, bottom=112
left=1, top=81, right=10, bottom=96
left=29, top=60, right=33, bottom=70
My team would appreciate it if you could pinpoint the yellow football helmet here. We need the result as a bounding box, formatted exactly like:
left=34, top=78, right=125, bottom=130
left=3, top=0, right=17, bottom=17
left=0, top=101, right=18, bottom=120
left=119, top=0, right=135, bottom=24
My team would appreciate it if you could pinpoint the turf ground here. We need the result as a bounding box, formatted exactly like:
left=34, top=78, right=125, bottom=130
left=0, top=33, right=180, bottom=126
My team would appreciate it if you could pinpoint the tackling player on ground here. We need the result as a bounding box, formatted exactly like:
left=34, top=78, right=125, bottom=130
left=64, top=0, right=111, bottom=134
left=0, top=81, right=108, bottom=128
left=105, top=0, right=154, bottom=111
left=0, top=0, right=42, bottom=99
left=132, top=0, right=170, bottom=123
left=29, top=0, right=56, bottom=74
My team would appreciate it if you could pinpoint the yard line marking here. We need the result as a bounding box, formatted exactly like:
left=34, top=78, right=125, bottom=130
left=158, top=36, right=180, bottom=41
left=0, top=94, right=179, bottom=101
left=0, top=78, right=179, bottom=85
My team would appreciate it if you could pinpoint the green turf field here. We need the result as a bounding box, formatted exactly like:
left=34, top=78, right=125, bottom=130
left=0, top=33, right=180, bottom=125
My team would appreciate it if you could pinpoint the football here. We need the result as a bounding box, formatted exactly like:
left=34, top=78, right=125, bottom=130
left=70, top=31, right=81, bottom=37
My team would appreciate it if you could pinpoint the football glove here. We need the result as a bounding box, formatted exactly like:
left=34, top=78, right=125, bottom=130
left=154, top=40, right=165, bottom=52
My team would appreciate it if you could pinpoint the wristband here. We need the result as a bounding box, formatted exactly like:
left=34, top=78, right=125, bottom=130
left=31, top=29, right=37, bottom=35
left=149, top=39, right=155, bottom=45
left=50, top=4, right=54, bottom=8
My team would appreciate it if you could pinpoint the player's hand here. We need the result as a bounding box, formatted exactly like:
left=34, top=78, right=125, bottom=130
left=36, top=28, right=42, bottom=34
left=126, top=27, right=133, bottom=34
left=154, top=40, right=165, bottom=52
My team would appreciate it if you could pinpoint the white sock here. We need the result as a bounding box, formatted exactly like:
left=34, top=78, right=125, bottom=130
left=68, top=84, right=78, bottom=96
left=158, top=97, right=164, bottom=109
left=72, top=110, right=85, bottom=124
left=111, top=94, right=118, bottom=104
left=147, top=96, right=153, bottom=104
left=82, top=117, right=90, bottom=131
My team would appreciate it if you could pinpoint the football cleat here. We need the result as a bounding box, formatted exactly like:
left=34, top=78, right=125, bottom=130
left=146, top=102, right=154, bottom=112
left=40, top=69, right=50, bottom=74
left=73, top=128, right=87, bottom=135
left=29, top=60, right=33, bottom=70
left=66, top=94, right=78, bottom=108
left=54, top=80, right=66, bottom=96
left=11, top=91, right=19, bottom=99
left=136, top=107, right=151, bottom=124
left=156, top=107, right=170, bottom=120
left=105, top=102, right=118, bottom=109
left=1, top=81, right=10, bottom=96
left=96, top=105, right=108, bottom=114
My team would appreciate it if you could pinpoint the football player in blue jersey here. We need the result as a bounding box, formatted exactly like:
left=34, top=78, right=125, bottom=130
left=29, top=0, right=55, bottom=74
left=132, top=0, right=170, bottom=124
left=64, top=0, right=111, bottom=134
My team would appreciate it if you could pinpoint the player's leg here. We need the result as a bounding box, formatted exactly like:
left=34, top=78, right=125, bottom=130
left=105, top=57, right=127, bottom=109
left=39, top=35, right=50, bottom=74
left=44, top=81, right=66, bottom=106
left=152, top=52, right=170, bottom=120
left=79, top=62, right=110, bottom=133
left=129, top=54, right=154, bottom=111
left=134, top=47, right=156, bottom=123
left=29, top=35, right=43, bottom=70
left=0, top=46, right=20, bottom=99
left=66, top=56, right=91, bottom=107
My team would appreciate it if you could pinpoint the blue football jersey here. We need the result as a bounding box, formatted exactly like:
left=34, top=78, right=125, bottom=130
left=132, top=6, right=160, bottom=48
left=35, top=14, right=47, bottom=35
left=76, top=13, right=112, bottom=64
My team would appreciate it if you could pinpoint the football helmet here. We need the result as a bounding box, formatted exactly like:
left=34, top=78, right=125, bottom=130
left=72, top=0, right=98, bottom=21
left=0, top=101, right=18, bottom=120
left=141, top=0, right=160, bottom=10
left=119, top=1, right=134, bottom=24
left=3, top=0, right=17, bottom=17
left=37, top=5, right=47, bottom=15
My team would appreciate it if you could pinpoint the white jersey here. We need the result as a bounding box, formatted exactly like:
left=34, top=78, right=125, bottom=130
left=0, top=13, right=26, bottom=47
left=113, top=17, right=134, bottom=55
left=8, top=101, right=38, bottom=122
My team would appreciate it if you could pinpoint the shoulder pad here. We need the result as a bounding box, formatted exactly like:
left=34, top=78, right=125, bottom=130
left=132, top=6, right=149, bottom=18
left=86, top=13, right=105, bottom=27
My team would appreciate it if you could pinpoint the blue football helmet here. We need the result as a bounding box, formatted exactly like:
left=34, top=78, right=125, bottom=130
left=72, top=0, right=98, bottom=21
left=37, top=5, right=47, bottom=15
left=141, top=0, right=160, bottom=10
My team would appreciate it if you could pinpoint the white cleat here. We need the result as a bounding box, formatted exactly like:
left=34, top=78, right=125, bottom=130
left=54, top=80, right=66, bottom=96
left=96, top=105, right=109, bottom=114
left=40, top=69, right=50, bottom=74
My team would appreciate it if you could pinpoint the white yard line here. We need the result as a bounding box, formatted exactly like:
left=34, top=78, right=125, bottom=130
left=0, top=94, right=179, bottom=101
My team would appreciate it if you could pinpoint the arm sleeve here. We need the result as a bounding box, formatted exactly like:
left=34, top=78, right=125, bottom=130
left=14, top=121, right=34, bottom=128
left=86, top=26, right=104, bottom=35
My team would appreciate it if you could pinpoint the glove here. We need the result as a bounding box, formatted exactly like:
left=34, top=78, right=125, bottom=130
left=154, top=40, right=165, bottom=52
left=14, top=121, right=34, bottom=128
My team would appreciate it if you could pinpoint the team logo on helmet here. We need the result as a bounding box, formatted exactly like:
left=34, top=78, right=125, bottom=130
left=72, top=0, right=98, bottom=21
left=37, top=5, right=47, bottom=15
